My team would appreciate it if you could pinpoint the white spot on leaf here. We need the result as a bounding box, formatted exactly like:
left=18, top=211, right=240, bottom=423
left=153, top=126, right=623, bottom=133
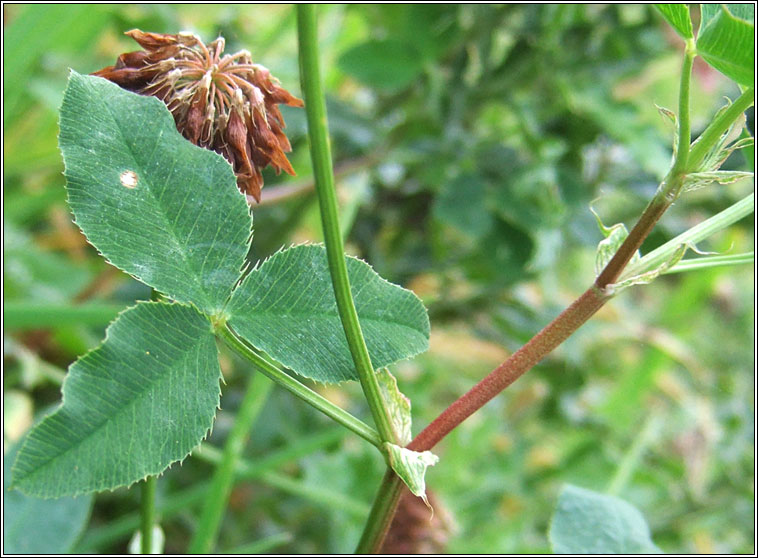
left=120, top=170, right=138, bottom=189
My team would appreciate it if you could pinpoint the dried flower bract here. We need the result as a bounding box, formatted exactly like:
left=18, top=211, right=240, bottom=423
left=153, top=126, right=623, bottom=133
left=94, top=29, right=303, bottom=202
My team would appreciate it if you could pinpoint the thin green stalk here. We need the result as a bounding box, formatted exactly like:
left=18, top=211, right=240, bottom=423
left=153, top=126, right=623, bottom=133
left=258, top=152, right=382, bottom=206
left=195, top=427, right=345, bottom=477
left=219, top=324, right=382, bottom=448
left=139, top=287, right=163, bottom=554
left=665, top=252, right=754, bottom=274
left=224, top=533, right=293, bottom=555
left=687, top=87, right=755, bottom=171
left=188, top=373, right=273, bottom=553
left=260, top=470, right=370, bottom=518
left=355, top=469, right=405, bottom=554
left=297, top=4, right=398, bottom=446
left=607, top=414, right=660, bottom=496
left=3, top=302, right=123, bottom=329
left=140, top=476, right=157, bottom=554
left=194, top=447, right=368, bottom=517
left=621, top=193, right=754, bottom=279
left=739, top=127, right=754, bottom=172
left=78, top=485, right=205, bottom=552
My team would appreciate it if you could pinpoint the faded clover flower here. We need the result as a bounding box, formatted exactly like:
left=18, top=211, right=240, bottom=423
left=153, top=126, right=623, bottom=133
left=93, top=29, right=303, bottom=202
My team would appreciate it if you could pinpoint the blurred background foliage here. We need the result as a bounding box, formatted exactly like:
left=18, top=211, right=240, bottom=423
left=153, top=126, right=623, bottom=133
left=3, top=4, right=754, bottom=554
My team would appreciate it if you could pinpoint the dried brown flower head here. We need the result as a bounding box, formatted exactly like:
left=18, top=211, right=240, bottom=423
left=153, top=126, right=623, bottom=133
left=93, top=29, right=303, bottom=202
left=381, top=489, right=455, bottom=554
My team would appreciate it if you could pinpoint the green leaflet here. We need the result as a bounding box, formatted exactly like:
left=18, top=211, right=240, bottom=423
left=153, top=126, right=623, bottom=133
left=654, top=4, right=693, bottom=39
left=227, top=244, right=430, bottom=383
left=11, top=302, right=222, bottom=498
left=3, top=442, right=93, bottom=553
left=696, top=4, right=754, bottom=86
left=549, top=484, right=662, bottom=554
left=432, top=173, right=493, bottom=240
left=60, top=72, right=251, bottom=316
left=338, top=39, right=425, bottom=91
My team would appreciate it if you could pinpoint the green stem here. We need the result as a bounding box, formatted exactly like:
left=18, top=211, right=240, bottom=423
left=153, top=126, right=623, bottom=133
left=297, top=4, right=398, bottom=446
left=3, top=302, right=123, bottom=329
left=671, top=38, right=695, bottom=176
left=194, top=446, right=369, bottom=517
left=224, top=533, right=292, bottom=555
left=198, top=427, right=345, bottom=478
left=687, top=87, right=755, bottom=171
left=259, top=470, right=370, bottom=518
left=140, top=476, right=157, bottom=554
left=621, top=193, right=754, bottom=279
left=258, top=152, right=382, bottom=206
left=607, top=414, right=660, bottom=496
left=739, top=126, right=754, bottom=172
left=595, top=41, right=697, bottom=288
left=188, top=373, right=273, bottom=553
left=665, top=252, right=754, bottom=274
left=218, top=324, right=382, bottom=448
left=355, top=468, right=406, bottom=554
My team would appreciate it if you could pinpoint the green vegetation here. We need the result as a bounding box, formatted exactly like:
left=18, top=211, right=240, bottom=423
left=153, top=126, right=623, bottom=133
left=3, top=5, right=753, bottom=554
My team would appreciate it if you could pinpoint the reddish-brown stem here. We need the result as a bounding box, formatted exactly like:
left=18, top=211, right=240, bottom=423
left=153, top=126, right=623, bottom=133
left=409, top=178, right=681, bottom=453
left=358, top=170, right=686, bottom=554
left=594, top=196, right=672, bottom=288
left=409, top=285, right=609, bottom=451
left=363, top=45, right=757, bottom=555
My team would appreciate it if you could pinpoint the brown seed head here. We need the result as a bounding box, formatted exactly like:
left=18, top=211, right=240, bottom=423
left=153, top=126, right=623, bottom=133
left=381, top=489, right=455, bottom=554
left=93, top=29, right=303, bottom=202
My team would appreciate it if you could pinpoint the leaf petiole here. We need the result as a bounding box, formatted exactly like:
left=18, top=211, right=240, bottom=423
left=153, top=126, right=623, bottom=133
left=218, top=324, right=382, bottom=448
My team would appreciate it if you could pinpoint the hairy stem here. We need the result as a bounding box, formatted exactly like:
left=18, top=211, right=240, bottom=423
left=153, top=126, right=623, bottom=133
left=595, top=39, right=696, bottom=288
left=358, top=41, right=754, bottom=551
left=218, top=324, right=382, bottom=448
left=188, top=373, right=272, bottom=553
left=410, top=286, right=610, bottom=451
left=297, top=4, right=398, bottom=446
